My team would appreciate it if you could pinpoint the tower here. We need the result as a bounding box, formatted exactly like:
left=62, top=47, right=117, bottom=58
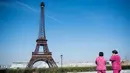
left=27, top=2, right=57, bottom=68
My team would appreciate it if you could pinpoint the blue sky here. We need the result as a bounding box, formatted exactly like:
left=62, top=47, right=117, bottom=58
left=0, top=0, right=130, bottom=65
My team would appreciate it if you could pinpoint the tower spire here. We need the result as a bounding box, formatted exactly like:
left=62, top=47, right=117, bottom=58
left=38, top=2, right=46, bottom=39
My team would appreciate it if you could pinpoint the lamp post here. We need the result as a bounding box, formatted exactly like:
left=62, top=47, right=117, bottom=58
left=60, top=54, right=63, bottom=68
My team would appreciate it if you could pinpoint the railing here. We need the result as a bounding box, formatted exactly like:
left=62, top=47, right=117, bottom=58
left=32, top=52, right=52, bottom=55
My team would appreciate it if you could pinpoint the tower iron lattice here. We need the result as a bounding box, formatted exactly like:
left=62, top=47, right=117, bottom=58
left=26, top=2, right=57, bottom=68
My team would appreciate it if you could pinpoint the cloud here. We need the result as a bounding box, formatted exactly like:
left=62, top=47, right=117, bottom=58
left=16, top=1, right=39, bottom=13
left=16, top=1, right=64, bottom=24
left=45, top=14, right=64, bottom=24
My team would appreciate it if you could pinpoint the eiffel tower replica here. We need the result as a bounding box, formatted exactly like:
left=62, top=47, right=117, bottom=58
left=27, top=2, right=57, bottom=68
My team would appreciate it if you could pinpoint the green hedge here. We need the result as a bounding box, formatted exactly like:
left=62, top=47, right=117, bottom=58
left=1, top=65, right=130, bottom=73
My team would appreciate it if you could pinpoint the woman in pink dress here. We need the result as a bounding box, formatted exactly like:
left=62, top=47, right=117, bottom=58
left=95, top=52, right=106, bottom=73
left=110, top=50, right=122, bottom=73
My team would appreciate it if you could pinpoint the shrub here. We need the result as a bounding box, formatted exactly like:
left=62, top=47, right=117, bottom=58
left=0, top=65, right=130, bottom=73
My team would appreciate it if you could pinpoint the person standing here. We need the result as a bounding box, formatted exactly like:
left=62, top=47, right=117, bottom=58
left=95, top=52, right=106, bottom=73
left=110, top=50, right=122, bottom=73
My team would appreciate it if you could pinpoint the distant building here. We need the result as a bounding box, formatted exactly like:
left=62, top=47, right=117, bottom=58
left=0, top=65, right=9, bottom=69
left=9, top=61, right=97, bottom=69
left=106, top=61, right=111, bottom=65
left=121, top=60, right=130, bottom=65
left=61, top=62, right=96, bottom=67
left=10, top=62, right=28, bottom=69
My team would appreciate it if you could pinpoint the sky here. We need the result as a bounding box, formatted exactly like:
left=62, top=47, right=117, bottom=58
left=0, top=0, right=130, bottom=65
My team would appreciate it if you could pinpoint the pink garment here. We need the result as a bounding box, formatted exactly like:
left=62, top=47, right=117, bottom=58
left=110, top=54, right=122, bottom=70
left=97, top=70, right=106, bottom=73
left=95, top=56, right=106, bottom=71
left=113, top=70, right=121, bottom=73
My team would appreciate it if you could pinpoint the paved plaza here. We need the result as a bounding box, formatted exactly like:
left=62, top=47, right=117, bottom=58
left=68, top=70, right=130, bottom=73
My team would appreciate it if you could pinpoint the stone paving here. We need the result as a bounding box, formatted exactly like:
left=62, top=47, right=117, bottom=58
left=68, top=70, right=130, bottom=73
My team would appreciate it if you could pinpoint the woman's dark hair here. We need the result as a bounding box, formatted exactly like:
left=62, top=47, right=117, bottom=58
left=112, top=50, right=118, bottom=54
left=99, top=52, right=104, bottom=56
